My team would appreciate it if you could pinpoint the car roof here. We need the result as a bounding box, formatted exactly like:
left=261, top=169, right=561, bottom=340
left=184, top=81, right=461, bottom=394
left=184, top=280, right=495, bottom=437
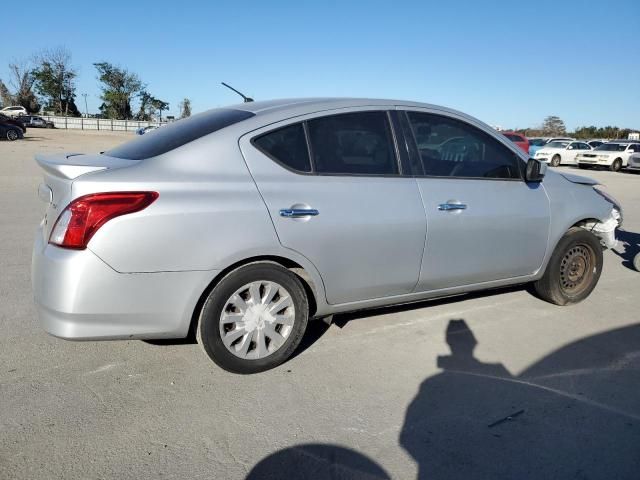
left=230, top=97, right=474, bottom=119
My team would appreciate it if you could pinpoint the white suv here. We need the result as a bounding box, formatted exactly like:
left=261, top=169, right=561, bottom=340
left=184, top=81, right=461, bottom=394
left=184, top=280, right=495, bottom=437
left=576, top=141, right=640, bottom=172
left=0, top=106, right=28, bottom=117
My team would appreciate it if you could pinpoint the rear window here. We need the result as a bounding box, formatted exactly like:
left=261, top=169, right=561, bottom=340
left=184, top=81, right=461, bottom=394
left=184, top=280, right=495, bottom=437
left=253, top=123, right=311, bottom=172
left=105, top=108, right=254, bottom=160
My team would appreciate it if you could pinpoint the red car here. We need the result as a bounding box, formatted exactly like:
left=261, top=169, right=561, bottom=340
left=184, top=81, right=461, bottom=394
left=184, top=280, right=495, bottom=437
left=502, top=131, right=529, bottom=154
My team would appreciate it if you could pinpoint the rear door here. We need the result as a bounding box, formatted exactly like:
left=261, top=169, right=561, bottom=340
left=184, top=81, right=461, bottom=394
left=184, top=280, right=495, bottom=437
left=240, top=109, right=426, bottom=305
left=400, top=108, right=550, bottom=291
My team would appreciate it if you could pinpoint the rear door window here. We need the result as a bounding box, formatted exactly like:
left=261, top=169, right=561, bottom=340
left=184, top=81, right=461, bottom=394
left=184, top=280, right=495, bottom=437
left=307, top=111, right=398, bottom=175
left=253, top=123, right=311, bottom=172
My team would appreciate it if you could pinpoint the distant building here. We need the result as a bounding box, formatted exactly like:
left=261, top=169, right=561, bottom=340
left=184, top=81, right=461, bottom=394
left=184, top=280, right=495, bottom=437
left=628, top=132, right=640, bottom=140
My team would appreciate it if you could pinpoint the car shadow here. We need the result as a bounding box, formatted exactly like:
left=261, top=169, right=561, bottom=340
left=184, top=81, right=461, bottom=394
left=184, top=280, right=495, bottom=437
left=247, top=320, right=640, bottom=479
left=614, top=229, right=640, bottom=271
left=245, top=443, right=390, bottom=479
left=399, top=319, right=640, bottom=479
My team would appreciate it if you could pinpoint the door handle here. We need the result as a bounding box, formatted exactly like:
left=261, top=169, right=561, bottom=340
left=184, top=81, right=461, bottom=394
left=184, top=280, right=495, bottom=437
left=279, top=208, right=319, bottom=218
left=438, top=203, right=467, bottom=211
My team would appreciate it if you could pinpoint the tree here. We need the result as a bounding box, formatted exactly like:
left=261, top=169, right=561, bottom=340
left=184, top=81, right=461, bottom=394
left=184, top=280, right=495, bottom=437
left=179, top=98, right=191, bottom=118
left=0, top=79, right=12, bottom=108
left=5, top=60, right=40, bottom=113
left=541, top=116, right=566, bottom=136
left=94, top=62, right=142, bottom=119
left=135, top=90, right=169, bottom=121
left=32, top=47, right=80, bottom=116
left=151, top=97, right=169, bottom=122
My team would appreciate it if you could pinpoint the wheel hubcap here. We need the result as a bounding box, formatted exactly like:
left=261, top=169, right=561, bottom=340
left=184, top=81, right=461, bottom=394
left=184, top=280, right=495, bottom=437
left=560, top=244, right=595, bottom=295
left=219, top=281, right=295, bottom=360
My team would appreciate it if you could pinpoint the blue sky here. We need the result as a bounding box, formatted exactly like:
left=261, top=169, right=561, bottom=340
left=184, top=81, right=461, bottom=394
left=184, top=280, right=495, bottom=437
left=2, top=0, right=638, bottom=130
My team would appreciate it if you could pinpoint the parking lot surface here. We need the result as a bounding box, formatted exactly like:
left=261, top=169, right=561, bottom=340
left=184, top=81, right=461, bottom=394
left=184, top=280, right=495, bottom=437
left=1, top=130, right=639, bottom=479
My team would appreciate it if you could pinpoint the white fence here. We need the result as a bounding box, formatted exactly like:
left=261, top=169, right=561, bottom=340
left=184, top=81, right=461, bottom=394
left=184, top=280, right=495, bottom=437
left=41, top=115, right=167, bottom=132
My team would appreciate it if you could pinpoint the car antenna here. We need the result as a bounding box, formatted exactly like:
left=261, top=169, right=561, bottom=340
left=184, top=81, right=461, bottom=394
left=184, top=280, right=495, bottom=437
left=221, top=82, right=254, bottom=103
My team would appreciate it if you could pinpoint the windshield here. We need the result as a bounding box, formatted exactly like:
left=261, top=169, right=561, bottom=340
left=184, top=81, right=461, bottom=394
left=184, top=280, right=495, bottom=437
left=106, top=108, right=255, bottom=160
left=529, top=138, right=546, bottom=146
left=546, top=141, right=569, bottom=149
left=594, top=143, right=628, bottom=152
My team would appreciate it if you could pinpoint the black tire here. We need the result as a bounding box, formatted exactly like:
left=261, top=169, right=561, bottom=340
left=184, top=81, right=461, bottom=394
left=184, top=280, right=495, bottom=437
left=532, top=227, right=603, bottom=306
left=610, top=158, right=622, bottom=172
left=6, top=129, right=19, bottom=141
left=197, top=263, right=309, bottom=374
left=551, top=155, right=561, bottom=167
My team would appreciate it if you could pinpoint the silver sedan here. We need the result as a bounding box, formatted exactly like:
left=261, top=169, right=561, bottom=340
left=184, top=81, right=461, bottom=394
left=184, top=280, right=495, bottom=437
left=32, top=98, right=622, bottom=373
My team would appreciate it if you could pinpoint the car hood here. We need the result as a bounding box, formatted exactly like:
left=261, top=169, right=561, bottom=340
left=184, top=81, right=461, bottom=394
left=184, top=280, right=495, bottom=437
left=558, top=172, right=599, bottom=186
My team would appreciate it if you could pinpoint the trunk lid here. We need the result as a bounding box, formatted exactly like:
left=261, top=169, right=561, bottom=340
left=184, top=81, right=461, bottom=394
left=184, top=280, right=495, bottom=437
left=35, top=152, right=140, bottom=240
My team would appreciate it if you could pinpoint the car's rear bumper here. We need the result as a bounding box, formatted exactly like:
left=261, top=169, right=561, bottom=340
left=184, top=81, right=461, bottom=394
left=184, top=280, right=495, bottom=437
left=31, top=226, right=216, bottom=340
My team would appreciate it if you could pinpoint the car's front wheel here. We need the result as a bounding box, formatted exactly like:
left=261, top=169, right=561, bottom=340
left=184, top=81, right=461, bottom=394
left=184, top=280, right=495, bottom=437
left=532, top=227, right=603, bottom=306
left=610, top=158, right=623, bottom=172
left=6, top=129, right=19, bottom=141
left=197, top=263, right=309, bottom=374
left=550, top=155, right=561, bottom=167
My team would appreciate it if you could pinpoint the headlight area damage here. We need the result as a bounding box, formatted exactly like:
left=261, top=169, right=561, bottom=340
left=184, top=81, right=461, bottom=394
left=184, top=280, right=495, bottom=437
left=558, top=174, right=623, bottom=250
left=577, top=207, right=621, bottom=250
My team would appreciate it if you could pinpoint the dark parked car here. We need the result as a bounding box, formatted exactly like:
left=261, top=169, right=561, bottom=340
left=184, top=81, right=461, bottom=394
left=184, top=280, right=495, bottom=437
left=18, top=115, right=54, bottom=129
left=0, top=119, right=24, bottom=140
left=0, top=113, right=27, bottom=133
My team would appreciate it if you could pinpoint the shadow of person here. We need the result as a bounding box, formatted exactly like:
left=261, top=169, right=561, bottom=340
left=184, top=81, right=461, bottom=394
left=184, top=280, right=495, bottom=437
left=614, top=229, right=640, bottom=271
left=400, top=319, right=640, bottom=480
left=246, top=443, right=390, bottom=480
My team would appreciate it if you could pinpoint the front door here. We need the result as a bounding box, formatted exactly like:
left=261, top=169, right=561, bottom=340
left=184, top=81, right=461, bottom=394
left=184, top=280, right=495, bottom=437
left=240, top=109, right=427, bottom=304
left=401, top=109, right=551, bottom=291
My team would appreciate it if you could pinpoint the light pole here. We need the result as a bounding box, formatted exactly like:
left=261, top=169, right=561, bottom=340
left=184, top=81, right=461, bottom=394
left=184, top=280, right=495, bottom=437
left=82, top=93, right=88, bottom=118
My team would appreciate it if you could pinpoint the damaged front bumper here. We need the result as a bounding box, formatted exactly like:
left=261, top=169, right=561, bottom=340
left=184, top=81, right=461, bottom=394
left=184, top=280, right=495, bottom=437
left=580, top=208, right=621, bottom=250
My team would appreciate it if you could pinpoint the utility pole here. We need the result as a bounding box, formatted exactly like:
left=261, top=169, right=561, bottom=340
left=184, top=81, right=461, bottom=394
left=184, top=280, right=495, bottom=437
left=82, top=93, right=88, bottom=118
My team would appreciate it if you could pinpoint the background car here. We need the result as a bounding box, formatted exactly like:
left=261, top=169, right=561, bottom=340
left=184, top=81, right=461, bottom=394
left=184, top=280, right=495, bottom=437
left=501, top=131, right=529, bottom=153
left=528, top=138, right=548, bottom=156
left=587, top=140, right=606, bottom=149
left=576, top=141, right=640, bottom=171
left=627, top=148, right=640, bottom=173
left=0, top=113, right=27, bottom=133
left=0, top=121, right=24, bottom=140
left=534, top=140, right=592, bottom=166
left=528, top=137, right=575, bottom=156
left=18, top=115, right=54, bottom=129
left=0, top=106, right=28, bottom=117
left=135, top=125, right=159, bottom=135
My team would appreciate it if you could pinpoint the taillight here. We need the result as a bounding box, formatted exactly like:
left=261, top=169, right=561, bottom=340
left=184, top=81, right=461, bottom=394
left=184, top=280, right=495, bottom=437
left=49, top=191, right=158, bottom=250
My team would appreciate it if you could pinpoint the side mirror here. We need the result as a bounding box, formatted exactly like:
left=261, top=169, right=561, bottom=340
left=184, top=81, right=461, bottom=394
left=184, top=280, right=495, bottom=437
left=526, top=158, right=546, bottom=182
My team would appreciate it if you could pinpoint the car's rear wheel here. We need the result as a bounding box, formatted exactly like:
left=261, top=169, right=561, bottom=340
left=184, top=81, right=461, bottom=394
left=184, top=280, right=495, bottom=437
left=6, top=129, right=19, bottom=141
left=610, top=158, right=623, bottom=172
left=550, top=155, right=561, bottom=167
left=532, top=227, right=603, bottom=306
left=197, top=263, right=309, bottom=374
